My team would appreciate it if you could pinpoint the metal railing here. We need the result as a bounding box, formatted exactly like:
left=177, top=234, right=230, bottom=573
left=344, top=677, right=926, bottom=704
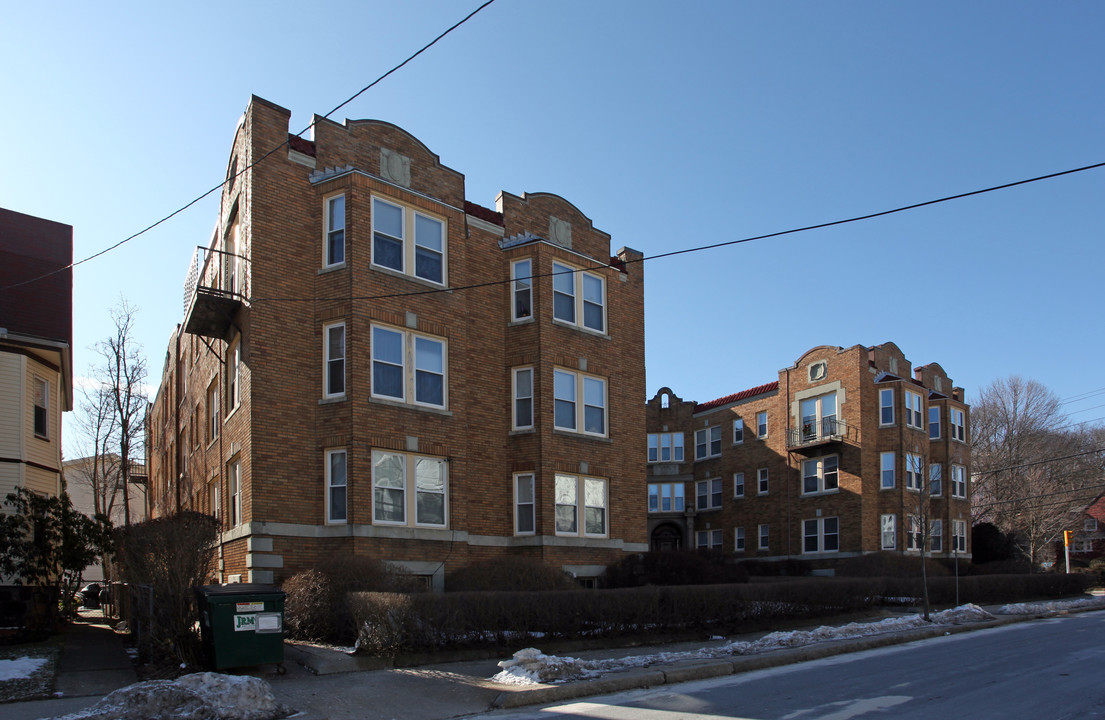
left=182, top=245, right=250, bottom=318
left=787, top=417, right=847, bottom=447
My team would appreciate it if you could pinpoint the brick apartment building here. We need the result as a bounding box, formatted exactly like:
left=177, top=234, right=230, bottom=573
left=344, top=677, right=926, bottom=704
left=646, top=342, right=972, bottom=564
left=146, top=96, right=647, bottom=588
left=0, top=207, right=73, bottom=511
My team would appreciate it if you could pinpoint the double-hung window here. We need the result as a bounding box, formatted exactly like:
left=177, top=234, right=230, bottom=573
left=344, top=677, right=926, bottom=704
left=881, top=514, right=897, bottom=550
left=930, top=519, right=943, bottom=552
left=371, top=196, right=446, bottom=285
left=905, top=453, right=923, bottom=491
left=207, top=383, right=219, bottom=443
left=803, top=517, right=839, bottom=553
left=880, top=452, right=896, bottom=489
left=733, top=419, right=744, bottom=444
left=952, top=520, right=967, bottom=552
left=515, top=473, right=535, bottom=534
left=555, top=474, right=607, bottom=537
left=648, top=482, right=685, bottom=512
left=756, top=411, right=768, bottom=438
left=551, top=261, right=606, bottom=332
left=906, top=516, right=922, bottom=551
left=648, top=433, right=684, bottom=463
left=696, top=478, right=722, bottom=510
left=758, top=468, right=769, bottom=495
left=951, top=464, right=967, bottom=498
left=324, top=322, right=346, bottom=398
left=511, top=259, right=533, bottom=321
left=553, top=369, right=606, bottom=436
left=734, top=527, right=746, bottom=552
left=929, top=463, right=943, bottom=496
left=371, top=325, right=447, bottom=408
left=227, top=337, right=241, bottom=413
left=32, top=377, right=48, bottom=438
left=950, top=408, right=966, bottom=442
left=879, top=388, right=895, bottom=425
left=929, top=406, right=941, bottom=439
left=696, top=529, right=723, bottom=550
left=802, top=455, right=839, bottom=494
left=694, top=426, right=722, bottom=459
left=324, top=194, right=345, bottom=267
left=512, top=367, right=534, bottom=430
left=758, top=524, right=770, bottom=550
left=372, top=450, right=447, bottom=527
left=733, top=472, right=745, bottom=498
left=326, top=449, right=347, bottom=523
left=228, top=459, right=241, bottom=526
left=905, top=390, right=923, bottom=429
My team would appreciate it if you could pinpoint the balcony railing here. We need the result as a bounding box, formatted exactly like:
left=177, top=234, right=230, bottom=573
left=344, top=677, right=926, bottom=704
left=182, top=246, right=249, bottom=339
left=787, top=417, right=847, bottom=449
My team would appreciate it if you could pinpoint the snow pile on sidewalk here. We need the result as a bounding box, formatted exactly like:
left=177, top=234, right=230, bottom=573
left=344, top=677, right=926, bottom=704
left=997, top=596, right=1105, bottom=615
left=492, top=604, right=994, bottom=685
left=55, top=671, right=290, bottom=720
left=0, top=655, right=49, bottom=682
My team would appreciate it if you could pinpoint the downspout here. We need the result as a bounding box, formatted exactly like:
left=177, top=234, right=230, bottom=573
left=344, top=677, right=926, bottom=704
left=785, top=367, right=792, bottom=558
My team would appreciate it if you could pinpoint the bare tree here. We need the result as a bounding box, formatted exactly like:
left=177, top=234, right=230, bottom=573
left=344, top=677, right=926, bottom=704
left=971, top=376, right=1103, bottom=568
left=96, top=299, right=148, bottom=527
left=69, top=383, right=122, bottom=519
left=903, top=441, right=935, bottom=620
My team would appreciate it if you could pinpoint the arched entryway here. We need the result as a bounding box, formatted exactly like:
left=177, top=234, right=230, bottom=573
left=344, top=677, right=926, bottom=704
left=651, top=522, right=684, bottom=552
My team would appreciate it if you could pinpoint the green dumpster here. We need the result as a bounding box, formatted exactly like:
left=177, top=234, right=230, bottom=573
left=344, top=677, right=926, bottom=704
left=195, top=584, right=286, bottom=673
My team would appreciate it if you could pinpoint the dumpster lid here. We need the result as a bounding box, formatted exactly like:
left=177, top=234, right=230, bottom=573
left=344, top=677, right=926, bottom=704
left=196, top=583, right=285, bottom=596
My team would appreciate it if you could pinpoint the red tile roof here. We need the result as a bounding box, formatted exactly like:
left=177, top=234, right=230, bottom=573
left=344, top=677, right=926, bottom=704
left=288, top=134, right=316, bottom=157
left=695, top=381, right=779, bottom=412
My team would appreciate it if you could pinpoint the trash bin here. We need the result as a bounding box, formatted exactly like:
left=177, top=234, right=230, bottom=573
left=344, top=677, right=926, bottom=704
left=195, top=583, right=286, bottom=673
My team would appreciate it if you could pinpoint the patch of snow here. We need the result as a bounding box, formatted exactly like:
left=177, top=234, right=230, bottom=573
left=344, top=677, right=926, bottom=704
left=491, top=604, right=996, bottom=686
left=997, top=597, right=1105, bottom=615
left=56, top=671, right=289, bottom=720
left=0, top=655, right=49, bottom=682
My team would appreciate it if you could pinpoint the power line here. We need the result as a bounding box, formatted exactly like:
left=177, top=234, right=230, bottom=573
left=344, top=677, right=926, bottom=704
left=0, top=0, right=499, bottom=295
left=972, top=445, right=1105, bottom=477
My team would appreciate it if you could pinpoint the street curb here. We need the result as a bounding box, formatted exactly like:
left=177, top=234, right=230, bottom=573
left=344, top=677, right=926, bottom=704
left=490, top=614, right=1034, bottom=710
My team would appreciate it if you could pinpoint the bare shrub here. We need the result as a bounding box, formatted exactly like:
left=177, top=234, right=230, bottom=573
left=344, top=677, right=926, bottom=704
left=605, top=552, right=749, bottom=588
left=445, top=556, right=577, bottom=592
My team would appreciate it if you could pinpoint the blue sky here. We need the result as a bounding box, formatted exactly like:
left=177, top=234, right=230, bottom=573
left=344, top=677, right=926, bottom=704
left=2, top=1, right=1103, bottom=448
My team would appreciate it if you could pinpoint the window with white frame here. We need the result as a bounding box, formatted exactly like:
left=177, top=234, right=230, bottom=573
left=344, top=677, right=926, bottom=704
left=326, top=449, right=347, bottom=523
left=930, top=519, right=943, bottom=552
left=799, top=392, right=838, bottom=441
left=696, top=529, right=723, bottom=551
left=555, top=473, right=607, bottom=536
left=224, top=216, right=240, bottom=296
left=553, top=369, right=606, bottom=436
left=756, top=411, right=768, bottom=438
left=1085, top=518, right=1099, bottom=532
left=648, top=482, right=685, bottom=512
left=929, top=463, right=943, bottom=496
left=758, top=524, right=769, bottom=550
left=324, top=322, right=346, bottom=398
left=734, top=527, right=746, bottom=552
left=905, top=453, right=923, bottom=491
left=929, top=406, right=941, bottom=439
left=881, top=514, right=896, bottom=550
left=696, top=478, right=722, bottom=510
left=372, top=450, right=447, bottom=527
left=207, top=383, right=219, bottom=443
left=905, top=390, right=924, bottom=429
left=228, top=459, right=241, bottom=526
left=227, top=337, right=241, bottom=412
left=551, top=261, right=605, bottom=332
left=32, top=377, right=48, bottom=438
left=211, top=482, right=221, bottom=522
left=1074, top=538, right=1094, bottom=553
left=952, top=520, right=967, bottom=553
left=324, top=194, right=345, bottom=267
left=512, top=367, right=534, bottom=430
left=733, top=418, right=744, bottom=444
left=950, top=408, right=966, bottom=442
left=879, top=388, right=895, bottom=425
left=951, top=464, right=967, bottom=498
left=695, top=426, right=722, bottom=459
left=881, top=452, right=896, bottom=489
left=371, top=196, right=446, bottom=284
left=802, top=455, right=839, bottom=495
left=371, top=325, right=447, bottom=408
left=733, top=472, right=745, bottom=498
left=758, top=468, right=769, bottom=495
left=803, top=517, right=839, bottom=553
left=906, top=515, right=922, bottom=551
left=511, top=258, right=533, bottom=321
left=647, top=433, right=684, bottom=463
left=515, top=473, right=535, bottom=534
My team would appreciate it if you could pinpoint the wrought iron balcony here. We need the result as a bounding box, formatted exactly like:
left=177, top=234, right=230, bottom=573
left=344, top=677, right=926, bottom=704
left=182, top=245, right=249, bottom=339
left=787, top=417, right=848, bottom=450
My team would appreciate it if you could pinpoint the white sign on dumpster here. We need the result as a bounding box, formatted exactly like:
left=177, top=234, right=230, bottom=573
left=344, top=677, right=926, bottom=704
left=234, top=614, right=258, bottom=631
left=236, top=602, right=265, bottom=613
left=233, top=611, right=282, bottom=633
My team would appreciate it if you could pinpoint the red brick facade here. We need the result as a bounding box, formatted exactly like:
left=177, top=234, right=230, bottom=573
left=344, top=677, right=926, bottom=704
left=146, top=96, right=647, bottom=587
left=646, top=342, right=972, bottom=564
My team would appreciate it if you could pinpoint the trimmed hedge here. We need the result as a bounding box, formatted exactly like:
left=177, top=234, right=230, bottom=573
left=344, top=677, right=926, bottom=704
left=349, top=573, right=1096, bottom=656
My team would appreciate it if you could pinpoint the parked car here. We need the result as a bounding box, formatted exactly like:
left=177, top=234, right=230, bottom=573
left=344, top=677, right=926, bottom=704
left=77, top=583, right=102, bottom=609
